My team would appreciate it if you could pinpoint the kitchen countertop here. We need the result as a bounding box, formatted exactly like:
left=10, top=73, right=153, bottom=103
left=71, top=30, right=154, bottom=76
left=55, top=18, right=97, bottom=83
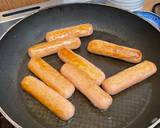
left=144, top=0, right=160, bottom=11
left=0, top=0, right=48, bottom=11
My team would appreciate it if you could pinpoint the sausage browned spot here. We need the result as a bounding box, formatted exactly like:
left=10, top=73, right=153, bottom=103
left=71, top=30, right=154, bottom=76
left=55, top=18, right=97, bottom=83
left=58, top=47, right=105, bottom=85
left=46, top=24, right=93, bottom=42
left=61, top=63, right=112, bottom=110
left=28, top=57, right=75, bottom=98
left=21, top=76, right=75, bottom=120
left=28, top=37, right=81, bottom=58
left=102, top=60, right=157, bottom=95
left=87, top=39, right=142, bottom=63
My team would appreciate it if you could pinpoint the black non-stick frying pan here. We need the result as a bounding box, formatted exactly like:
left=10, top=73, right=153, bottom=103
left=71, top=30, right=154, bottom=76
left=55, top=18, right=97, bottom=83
left=0, top=3, right=160, bottom=128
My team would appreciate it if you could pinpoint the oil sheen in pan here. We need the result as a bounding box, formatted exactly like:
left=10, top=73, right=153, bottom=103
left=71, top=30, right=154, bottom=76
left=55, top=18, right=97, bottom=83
left=17, top=31, right=152, bottom=128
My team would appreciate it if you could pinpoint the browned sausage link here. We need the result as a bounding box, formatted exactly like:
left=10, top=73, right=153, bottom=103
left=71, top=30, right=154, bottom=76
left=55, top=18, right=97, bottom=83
left=61, top=63, right=112, bottom=110
left=58, top=47, right=105, bottom=85
left=102, top=61, right=157, bottom=95
left=21, top=76, right=75, bottom=120
left=28, top=37, right=81, bottom=58
left=87, top=40, right=142, bottom=63
left=46, top=24, right=93, bottom=42
left=28, top=58, right=75, bottom=98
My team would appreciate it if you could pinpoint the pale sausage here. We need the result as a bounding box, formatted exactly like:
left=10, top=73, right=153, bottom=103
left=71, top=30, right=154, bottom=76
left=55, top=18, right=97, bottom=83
left=87, top=39, right=142, bottom=63
left=58, top=47, right=105, bottom=85
left=28, top=57, right=75, bottom=98
left=102, top=60, right=157, bottom=95
left=61, top=63, right=112, bottom=110
left=46, top=24, right=93, bottom=42
left=21, top=76, right=75, bottom=120
left=28, top=37, right=81, bottom=58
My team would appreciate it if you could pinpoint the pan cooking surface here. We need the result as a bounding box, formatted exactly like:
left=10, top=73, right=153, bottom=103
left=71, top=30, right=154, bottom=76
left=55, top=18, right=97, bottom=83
left=0, top=3, right=160, bottom=128
left=17, top=31, right=152, bottom=128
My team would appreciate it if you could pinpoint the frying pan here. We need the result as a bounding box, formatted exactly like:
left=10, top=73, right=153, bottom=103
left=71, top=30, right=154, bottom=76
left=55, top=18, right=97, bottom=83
left=0, top=3, right=160, bottom=128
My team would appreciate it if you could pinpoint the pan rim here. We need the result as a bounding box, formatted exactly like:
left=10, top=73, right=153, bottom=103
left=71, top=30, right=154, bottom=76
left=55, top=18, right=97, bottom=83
left=0, top=18, right=24, bottom=128
left=0, top=107, right=22, bottom=128
left=0, top=2, right=159, bottom=128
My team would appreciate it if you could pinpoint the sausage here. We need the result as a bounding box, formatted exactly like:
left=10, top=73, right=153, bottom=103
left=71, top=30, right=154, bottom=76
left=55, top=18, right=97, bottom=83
left=61, top=63, right=112, bottom=110
left=28, top=37, right=81, bottom=58
left=102, top=61, right=157, bottom=95
left=58, top=47, right=105, bottom=85
left=28, top=57, right=75, bottom=98
left=87, top=40, right=142, bottom=63
left=21, top=76, right=75, bottom=120
left=46, top=24, right=93, bottom=42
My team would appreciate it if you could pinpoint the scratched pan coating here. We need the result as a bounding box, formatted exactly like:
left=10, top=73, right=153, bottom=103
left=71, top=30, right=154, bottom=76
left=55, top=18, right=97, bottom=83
left=0, top=3, right=160, bottom=128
